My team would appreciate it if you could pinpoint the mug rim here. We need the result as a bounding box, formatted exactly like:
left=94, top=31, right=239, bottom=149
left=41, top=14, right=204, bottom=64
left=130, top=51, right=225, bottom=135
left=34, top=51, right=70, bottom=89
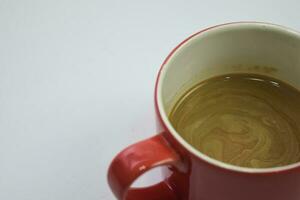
left=155, top=21, right=300, bottom=174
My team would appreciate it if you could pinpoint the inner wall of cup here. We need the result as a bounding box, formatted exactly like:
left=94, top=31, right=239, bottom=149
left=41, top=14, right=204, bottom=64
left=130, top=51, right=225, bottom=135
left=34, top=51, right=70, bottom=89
left=160, top=23, right=300, bottom=114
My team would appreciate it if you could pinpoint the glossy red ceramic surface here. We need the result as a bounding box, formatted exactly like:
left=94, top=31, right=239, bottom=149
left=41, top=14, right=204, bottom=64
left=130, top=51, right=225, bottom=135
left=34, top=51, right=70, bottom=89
left=107, top=134, right=181, bottom=200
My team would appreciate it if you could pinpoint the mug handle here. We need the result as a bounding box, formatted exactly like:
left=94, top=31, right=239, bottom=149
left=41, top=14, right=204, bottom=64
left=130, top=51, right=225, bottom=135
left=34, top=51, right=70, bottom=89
left=107, top=133, right=181, bottom=200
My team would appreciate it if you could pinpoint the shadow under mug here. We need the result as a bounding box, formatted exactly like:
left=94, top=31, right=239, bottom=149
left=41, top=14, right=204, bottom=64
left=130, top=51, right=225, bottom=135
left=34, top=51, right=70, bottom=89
left=108, top=22, right=300, bottom=200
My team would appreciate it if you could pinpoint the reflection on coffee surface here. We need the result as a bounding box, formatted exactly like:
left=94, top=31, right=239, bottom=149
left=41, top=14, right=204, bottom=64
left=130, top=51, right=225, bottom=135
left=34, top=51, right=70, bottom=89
left=169, top=73, right=300, bottom=168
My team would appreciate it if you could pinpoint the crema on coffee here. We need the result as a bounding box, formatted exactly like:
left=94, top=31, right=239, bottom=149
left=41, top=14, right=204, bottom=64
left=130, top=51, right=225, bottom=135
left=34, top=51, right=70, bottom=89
left=169, top=73, right=300, bottom=168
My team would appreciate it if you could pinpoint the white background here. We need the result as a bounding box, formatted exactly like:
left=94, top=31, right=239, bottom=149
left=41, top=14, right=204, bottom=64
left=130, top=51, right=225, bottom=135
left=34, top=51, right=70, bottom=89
left=1, top=0, right=300, bottom=199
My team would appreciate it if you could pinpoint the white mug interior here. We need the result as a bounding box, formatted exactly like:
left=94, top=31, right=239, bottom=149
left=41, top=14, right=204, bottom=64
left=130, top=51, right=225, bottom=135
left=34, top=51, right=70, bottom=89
left=156, top=22, right=300, bottom=173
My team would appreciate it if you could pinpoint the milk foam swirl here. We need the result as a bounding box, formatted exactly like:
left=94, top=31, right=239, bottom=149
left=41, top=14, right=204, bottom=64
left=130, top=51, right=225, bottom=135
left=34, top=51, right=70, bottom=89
left=169, top=74, right=300, bottom=168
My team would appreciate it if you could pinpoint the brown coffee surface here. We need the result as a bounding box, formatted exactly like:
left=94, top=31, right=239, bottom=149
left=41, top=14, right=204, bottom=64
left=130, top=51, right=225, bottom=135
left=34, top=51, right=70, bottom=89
left=169, top=74, right=300, bottom=168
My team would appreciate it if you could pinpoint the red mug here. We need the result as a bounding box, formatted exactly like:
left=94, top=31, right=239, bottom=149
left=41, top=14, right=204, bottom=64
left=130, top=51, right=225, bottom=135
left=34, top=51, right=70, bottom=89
left=107, top=22, right=300, bottom=200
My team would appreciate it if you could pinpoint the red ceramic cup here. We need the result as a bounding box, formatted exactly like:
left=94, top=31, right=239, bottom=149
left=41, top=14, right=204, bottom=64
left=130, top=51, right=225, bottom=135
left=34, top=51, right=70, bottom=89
left=108, top=22, right=300, bottom=200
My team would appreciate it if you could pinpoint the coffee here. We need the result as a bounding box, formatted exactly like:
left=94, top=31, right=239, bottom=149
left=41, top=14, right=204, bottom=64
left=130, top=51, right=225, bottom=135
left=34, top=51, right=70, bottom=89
left=169, top=73, right=300, bottom=168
